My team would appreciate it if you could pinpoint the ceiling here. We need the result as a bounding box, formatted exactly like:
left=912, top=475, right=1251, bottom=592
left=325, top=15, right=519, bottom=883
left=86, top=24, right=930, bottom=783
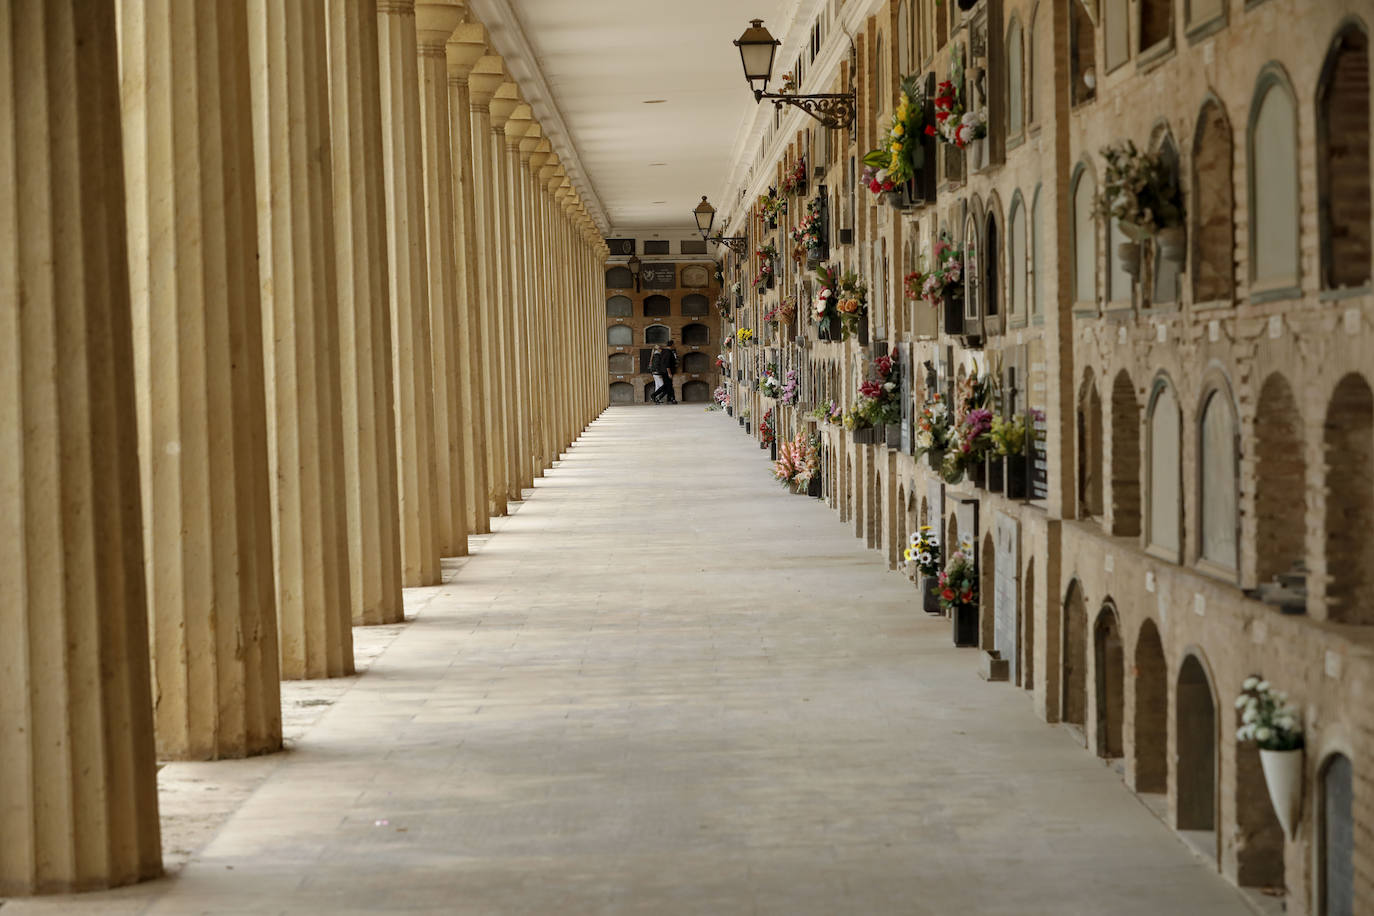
left=504, top=0, right=790, bottom=232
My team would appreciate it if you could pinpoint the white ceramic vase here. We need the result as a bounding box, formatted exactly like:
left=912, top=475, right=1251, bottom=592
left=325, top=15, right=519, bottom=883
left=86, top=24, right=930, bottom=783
left=1259, top=746, right=1304, bottom=838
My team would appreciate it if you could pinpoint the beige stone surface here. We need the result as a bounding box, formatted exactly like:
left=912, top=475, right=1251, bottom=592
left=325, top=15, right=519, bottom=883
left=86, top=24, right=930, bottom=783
left=4, top=408, right=1255, bottom=913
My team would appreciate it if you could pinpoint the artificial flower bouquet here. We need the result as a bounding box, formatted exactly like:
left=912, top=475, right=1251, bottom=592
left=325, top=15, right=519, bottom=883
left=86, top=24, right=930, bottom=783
left=854, top=351, right=902, bottom=428
left=780, top=157, right=807, bottom=196
left=763, top=298, right=797, bottom=326
left=863, top=74, right=926, bottom=189
left=903, top=526, right=941, bottom=578
left=937, top=539, right=978, bottom=612
left=1095, top=140, right=1184, bottom=241
left=772, top=430, right=819, bottom=490
left=713, top=385, right=731, bottom=409
left=905, top=233, right=963, bottom=307
left=927, top=79, right=986, bottom=149
left=915, top=393, right=954, bottom=455
left=759, top=188, right=787, bottom=224
left=760, top=408, right=776, bottom=447
left=759, top=364, right=782, bottom=399
left=812, top=263, right=868, bottom=339
left=781, top=368, right=800, bottom=406
left=789, top=197, right=825, bottom=258
left=736, top=327, right=753, bottom=346
left=1235, top=678, right=1303, bottom=751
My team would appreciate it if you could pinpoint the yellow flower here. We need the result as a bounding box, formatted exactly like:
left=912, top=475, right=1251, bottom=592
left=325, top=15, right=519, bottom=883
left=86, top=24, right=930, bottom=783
left=892, top=124, right=904, bottom=137
left=891, top=141, right=903, bottom=153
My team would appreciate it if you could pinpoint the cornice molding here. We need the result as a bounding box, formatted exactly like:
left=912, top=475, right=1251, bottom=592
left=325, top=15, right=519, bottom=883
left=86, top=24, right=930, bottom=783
left=468, top=0, right=610, bottom=234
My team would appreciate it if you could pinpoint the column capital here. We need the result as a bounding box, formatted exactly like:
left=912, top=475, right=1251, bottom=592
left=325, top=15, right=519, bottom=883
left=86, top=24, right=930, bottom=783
left=445, top=21, right=487, bottom=82
left=522, top=127, right=545, bottom=165
left=467, top=55, right=505, bottom=110
left=506, top=104, right=534, bottom=151
left=488, top=81, right=520, bottom=130
left=415, top=1, right=464, bottom=55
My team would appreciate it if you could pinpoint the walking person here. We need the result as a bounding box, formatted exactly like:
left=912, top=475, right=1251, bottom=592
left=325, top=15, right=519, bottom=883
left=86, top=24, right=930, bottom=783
left=660, top=339, right=679, bottom=404
left=648, top=344, right=667, bottom=404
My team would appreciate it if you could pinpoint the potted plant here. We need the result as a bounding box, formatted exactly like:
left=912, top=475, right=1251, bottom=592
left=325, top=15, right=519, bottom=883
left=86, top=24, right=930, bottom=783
left=1236, top=677, right=1305, bottom=839
left=907, top=233, right=965, bottom=336
left=938, top=540, right=979, bottom=646
left=905, top=527, right=943, bottom=615
left=759, top=187, right=786, bottom=229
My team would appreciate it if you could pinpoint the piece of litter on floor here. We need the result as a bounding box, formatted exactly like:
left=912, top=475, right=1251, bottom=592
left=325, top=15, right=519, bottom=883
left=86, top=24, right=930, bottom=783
left=374, top=819, right=389, bottom=826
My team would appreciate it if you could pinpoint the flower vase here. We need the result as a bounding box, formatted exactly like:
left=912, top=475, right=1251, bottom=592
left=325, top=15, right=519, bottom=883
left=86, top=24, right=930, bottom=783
left=987, top=455, right=1004, bottom=493
left=806, top=475, right=823, bottom=498
left=881, top=189, right=904, bottom=210
left=943, top=288, right=965, bottom=336
left=921, top=578, right=942, bottom=615
left=1118, top=241, right=1141, bottom=278
left=745, top=422, right=751, bottom=434
left=857, top=312, right=870, bottom=347
left=926, top=448, right=946, bottom=471
left=886, top=425, right=902, bottom=450
left=1259, top=747, right=1304, bottom=838
left=952, top=601, right=979, bottom=647
left=726, top=406, right=733, bottom=417
left=766, top=273, right=775, bottom=290
left=1006, top=454, right=1028, bottom=500
left=1158, top=226, right=1186, bottom=263
left=769, top=441, right=778, bottom=460
left=968, top=458, right=987, bottom=490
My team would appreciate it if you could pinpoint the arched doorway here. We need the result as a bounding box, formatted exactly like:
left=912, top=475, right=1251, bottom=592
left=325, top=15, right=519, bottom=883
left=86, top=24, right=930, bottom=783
left=1093, top=604, right=1124, bottom=758
left=980, top=531, right=996, bottom=651
left=870, top=472, right=882, bottom=551
left=1176, top=653, right=1218, bottom=855
left=1062, top=581, right=1088, bottom=728
left=1021, top=559, right=1035, bottom=690
left=681, top=381, right=709, bottom=403
left=1320, top=753, right=1354, bottom=916
left=1133, top=619, right=1167, bottom=793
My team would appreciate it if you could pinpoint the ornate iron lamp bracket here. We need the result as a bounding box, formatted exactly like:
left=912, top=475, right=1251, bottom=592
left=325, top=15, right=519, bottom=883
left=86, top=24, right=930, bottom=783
left=756, top=90, right=857, bottom=130
left=710, top=235, right=749, bottom=256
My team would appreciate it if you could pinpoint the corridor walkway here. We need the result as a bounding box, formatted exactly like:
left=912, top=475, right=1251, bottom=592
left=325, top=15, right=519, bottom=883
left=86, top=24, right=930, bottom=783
left=7, top=408, right=1253, bottom=916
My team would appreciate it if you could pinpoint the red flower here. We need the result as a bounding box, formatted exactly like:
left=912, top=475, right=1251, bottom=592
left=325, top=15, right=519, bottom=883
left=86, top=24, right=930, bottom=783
left=882, top=181, right=894, bottom=191
left=960, top=590, right=973, bottom=603
left=935, top=110, right=949, bottom=123
left=941, top=589, right=955, bottom=601
left=869, top=181, right=881, bottom=193
left=924, top=125, right=937, bottom=137
left=860, top=380, right=882, bottom=399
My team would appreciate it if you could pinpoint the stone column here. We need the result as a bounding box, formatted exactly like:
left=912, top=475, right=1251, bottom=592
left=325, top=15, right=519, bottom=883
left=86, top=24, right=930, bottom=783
left=465, top=55, right=510, bottom=516
left=0, top=0, right=162, bottom=893
left=446, top=23, right=491, bottom=534
left=248, top=0, right=354, bottom=679
left=524, top=132, right=553, bottom=476
left=325, top=0, right=406, bottom=626
left=504, top=104, right=536, bottom=490
left=119, top=0, right=281, bottom=757
left=377, top=0, right=442, bottom=586
left=415, top=0, right=468, bottom=557
left=488, top=83, right=523, bottom=503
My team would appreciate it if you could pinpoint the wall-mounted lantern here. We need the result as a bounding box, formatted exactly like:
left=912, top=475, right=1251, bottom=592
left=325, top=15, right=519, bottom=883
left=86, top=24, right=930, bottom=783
left=693, top=196, right=748, bottom=255
left=734, top=19, right=856, bottom=130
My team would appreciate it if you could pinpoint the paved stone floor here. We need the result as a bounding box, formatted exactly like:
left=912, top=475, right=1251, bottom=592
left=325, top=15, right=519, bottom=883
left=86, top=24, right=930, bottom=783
left=5, top=407, right=1257, bottom=915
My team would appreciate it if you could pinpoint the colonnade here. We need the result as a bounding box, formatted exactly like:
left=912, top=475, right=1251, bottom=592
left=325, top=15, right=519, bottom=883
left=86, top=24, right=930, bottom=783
left=0, top=0, right=608, bottom=895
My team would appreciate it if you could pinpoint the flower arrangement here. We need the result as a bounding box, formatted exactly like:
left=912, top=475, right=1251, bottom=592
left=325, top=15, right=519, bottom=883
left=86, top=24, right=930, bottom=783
left=915, top=393, right=954, bottom=454
left=1235, top=678, right=1303, bottom=751
left=763, top=298, right=797, bottom=326
left=812, top=263, right=868, bottom=339
left=903, top=527, right=941, bottom=578
left=759, top=364, right=782, bottom=399
left=1095, top=140, right=1184, bottom=241
left=715, top=354, right=727, bottom=372
left=736, top=327, right=753, bottom=345
left=716, top=291, right=734, bottom=323
left=863, top=74, right=926, bottom=187
left=760, top=408, right=775, bottom=447
left=937, top=538, right=977, bottom=612
left=713, top=385, right=731, bottom=409
left=905, top=233, right=963, bottom=307
left=773, top=431, right=819, bottom=489
left=954, top=407, right=993, bottom=461
left=759, top=188, right=787, bottom=224
left=990, top=411, right=1040, bottom=457
left=860, top=164, right=895, bottom=197
left=927, top=78, right=986, bottom=149
left=780, top=158, right=807, bottom=196
left=781, top=368, right=800, bottom=406
left=810, top=400, right=843, bottom=425
left=753, top=243, right=777, bottom=293
left=789, top=197, right=825, bottom=259
left=778, top=71, right=798, bottom=94
left=851, top=351, right=901, bottom=429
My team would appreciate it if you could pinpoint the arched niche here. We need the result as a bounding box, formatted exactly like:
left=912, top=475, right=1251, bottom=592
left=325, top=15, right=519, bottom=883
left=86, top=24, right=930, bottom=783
left=1110, top=370, right=1141, bottom=537
left=1255, top=373, right=1305, bottom=584
left=1093, top=603, right=1124, bottom=758
left=609, top=381, right=634, bottom=404
left=1318, top=22, right=1371, bottom=291
left=1248, top=67, right=1301, bottom=292
left=682, top=293, right=710, bottom=316
left=682, top=323, right=709, bottom=347
left=1198, top=382, right=1239, bottom=573
left=1146, top=377, right=1182, bottom=560
left=682, top=352, right=709, bottom=374
left=644, top=294, right=671, bottom=317
left=645, top=324, right=670, bottom=345
left=681, top=380, right=710, bottom=403
left=606, top=265, right=634, bottom=289
left=1192, top=99, right=1234, bottom=303
left=1062, top=579, right=1088, bottom=727
left=1324, top=373, right=1374, bottom=623
left=606, top=295, right=633, bottom=317
left=607, top=325, right=633, bottom=347
left=1133, top=619, right=1166, bottom=793
left=608, top=353, right=632, bottom=374
left=1175, top=653, right=1217, bottom=849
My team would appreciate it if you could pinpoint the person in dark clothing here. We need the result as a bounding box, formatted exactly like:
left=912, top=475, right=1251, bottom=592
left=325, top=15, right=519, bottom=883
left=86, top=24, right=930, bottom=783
left=659, top=340, right=679, bottom=403
left=648, top=344, right=667, bottom=403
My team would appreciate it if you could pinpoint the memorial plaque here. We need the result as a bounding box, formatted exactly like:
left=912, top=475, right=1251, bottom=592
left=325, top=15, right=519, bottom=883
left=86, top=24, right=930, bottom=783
left=641, top=263, right=677, bottom=289
left=605, top=237, right=635, bottom=256
left=898, top=343, right=913, bottom=454
left=681, top=264, right=710, bottom=288
left=644, top=240, right=670, bottom=255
